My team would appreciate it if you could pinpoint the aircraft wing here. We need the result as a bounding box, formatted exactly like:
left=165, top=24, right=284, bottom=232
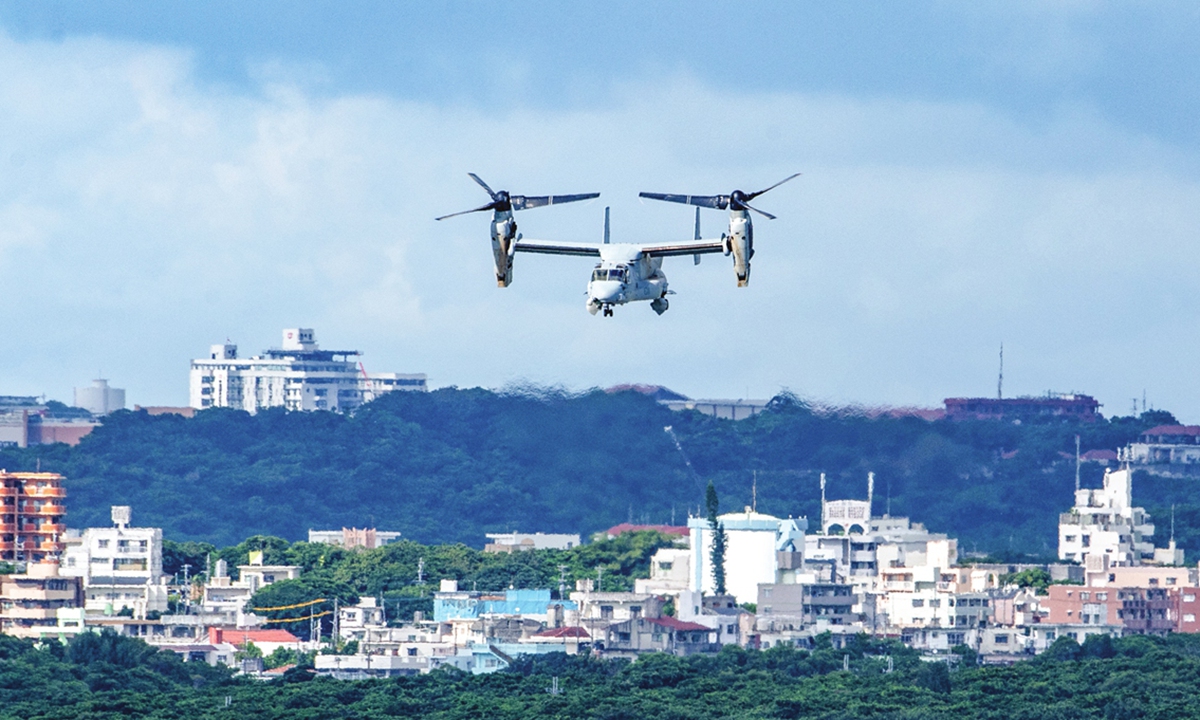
left=513, top=240, right=602, bottom=257
left=641, top=239, right=726, bottom=258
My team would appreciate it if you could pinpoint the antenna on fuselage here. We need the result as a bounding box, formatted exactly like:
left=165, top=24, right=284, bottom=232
left=693, top=207, right=702, bottom=265
left=603, top=206, right=610, bottom=244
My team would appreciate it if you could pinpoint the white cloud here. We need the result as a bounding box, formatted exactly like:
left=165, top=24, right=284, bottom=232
left=1, top=31, right=1198, bottom=420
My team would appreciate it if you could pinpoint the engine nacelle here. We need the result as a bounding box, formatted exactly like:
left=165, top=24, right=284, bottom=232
left=490, top=215, right=517, bottom=287
left=728, top=212, right=753, bottom=287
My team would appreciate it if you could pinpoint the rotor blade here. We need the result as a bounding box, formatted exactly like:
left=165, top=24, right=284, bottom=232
left=638, top=192, right=729, bottom=210
left=434, top=201, right=498, bottom=221
left=745, top=172, right=801, bottom=201
left=467, top=172, right=498, bottom=199
left=742, top=202, right=777, bottom=220
left=511, top=193, right=600, bottom=211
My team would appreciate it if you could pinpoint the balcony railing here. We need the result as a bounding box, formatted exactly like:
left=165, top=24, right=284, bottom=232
left=22, top=505, right=65, bottom=515
left=21, top=487, right=65, bottom=498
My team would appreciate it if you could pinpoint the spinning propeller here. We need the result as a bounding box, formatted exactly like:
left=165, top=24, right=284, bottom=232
left=435, top=173, right=600, bottom=221
left=638, top=173, right=801, bottom=220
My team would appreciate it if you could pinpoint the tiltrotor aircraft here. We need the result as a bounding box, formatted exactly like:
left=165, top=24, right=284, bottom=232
left=435, top=172, right=799, bottom=316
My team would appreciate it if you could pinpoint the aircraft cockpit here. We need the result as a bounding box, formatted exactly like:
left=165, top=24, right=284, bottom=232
left=591, top=266, right=628, bottom=282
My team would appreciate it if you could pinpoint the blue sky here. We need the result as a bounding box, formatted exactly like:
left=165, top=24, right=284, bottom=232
left=2, top=2, right=1199, bottom=420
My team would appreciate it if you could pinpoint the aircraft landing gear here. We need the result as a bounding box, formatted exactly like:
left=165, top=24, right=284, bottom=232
left=602, top=305, right=614, bottom=317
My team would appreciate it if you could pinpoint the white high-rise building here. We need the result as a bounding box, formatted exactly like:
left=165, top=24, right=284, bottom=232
left=1059, top=468, right=1157, bottom=566
left=189, top=328, right=427, bottom=413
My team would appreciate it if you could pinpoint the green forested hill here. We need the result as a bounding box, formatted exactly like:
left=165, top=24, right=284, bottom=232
left=0, top=388, right=1187, bottom=554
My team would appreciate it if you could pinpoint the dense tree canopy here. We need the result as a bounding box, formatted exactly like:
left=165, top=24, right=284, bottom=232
left=5, top=629, right=1200, bottom=718
left=0, top=388, right=1185, bottom=557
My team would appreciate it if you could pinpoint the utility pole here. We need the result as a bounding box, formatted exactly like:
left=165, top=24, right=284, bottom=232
left=1080, top=432, right=1089, bottom=494
left=182, top=564, right=192, bottom=613
left=333, top=597, right=340, bottom=650
left=557, top=565, right=569, bottom=600
left=416, top=557, right=425, bottom=585
left=752, top=470, right=758, bottom=513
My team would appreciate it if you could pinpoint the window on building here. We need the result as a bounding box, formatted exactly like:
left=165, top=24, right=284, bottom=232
left=1185, top=595, right=1196, bottom=603
left=97, top=539, right=109, bottom=549
left=1097, top=593, right=1108, bottom=601
left=912, top=599, right=925, bottom=607
left=630, top=606, right=642, bottom=618
left=600, top=606, right=613, bottom=619
left=407, top=648, right=417, bottom=656
left=1186, top=614, right=1196, bottom=623
left=995, top=634, right=1009, bottom=644
left=1167, top=578, right=1176, bottom=586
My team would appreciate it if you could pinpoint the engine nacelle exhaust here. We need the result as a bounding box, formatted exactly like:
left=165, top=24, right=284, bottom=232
left=491, top=216, right=517, bottom=287
left=728, top=213, right=753, bottom=287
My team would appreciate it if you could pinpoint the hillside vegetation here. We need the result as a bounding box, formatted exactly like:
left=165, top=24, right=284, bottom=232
left=0, top=388, right=1187, bottom=555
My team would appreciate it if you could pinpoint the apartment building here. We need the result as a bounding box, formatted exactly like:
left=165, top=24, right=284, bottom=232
left=1058, top=468, right=1157, bottom=565
left=0, top=471, right=66, bottom=563
left=61, top=507, right=168, bottom=618
left=189, top=328, right=426, bottom=414
left=0, top=562, right=83, bottom=638
left=1044, top=585, right=1173, bottom=635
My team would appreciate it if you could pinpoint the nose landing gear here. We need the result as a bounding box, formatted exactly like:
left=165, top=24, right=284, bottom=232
left=602, top=304, right=614, bottom=317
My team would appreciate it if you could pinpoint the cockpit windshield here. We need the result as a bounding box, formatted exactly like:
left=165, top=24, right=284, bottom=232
left=592, top=266, right=627, bottom=282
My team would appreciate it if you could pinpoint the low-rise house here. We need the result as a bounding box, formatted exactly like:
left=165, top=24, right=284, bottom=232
left=315, top=652, right=428, bottom=679
left=634, top=547, right=691, bottom=596
left=338, top=597, right=386, bottom=642
left=602, top=616, right=718, bottom=657
left=208, top=627, right=303, bottom=657
left=483, top=532, right=580, bottom=552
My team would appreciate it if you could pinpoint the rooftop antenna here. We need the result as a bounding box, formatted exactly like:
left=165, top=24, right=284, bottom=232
left=1074, top=435, right=1081, bottom=493
left=997, top=343, right=1004, bottom=400
left=1142, top=390, right=1147, bottom=414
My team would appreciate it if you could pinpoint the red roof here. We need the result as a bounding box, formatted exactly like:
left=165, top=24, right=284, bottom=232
left=1081, top=449, right=1118, bottom=462
left=535, top=626, right=590, bottom=638
left=645, top=617, right=710, bottom=632
left=605, top=523, right=689, bottom=538
left=1143, top=425, right=1200, bottom=437
left=208, top=627, right=300, bottom=646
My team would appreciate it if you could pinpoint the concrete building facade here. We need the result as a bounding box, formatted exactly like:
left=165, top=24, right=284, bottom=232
left=0, top=471, right=66, bottom=564
left=189, top=328, right=426, bottom=414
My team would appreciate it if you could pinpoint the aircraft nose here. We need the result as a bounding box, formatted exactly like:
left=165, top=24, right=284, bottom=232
left=591, top=281, right=621, bottom=303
